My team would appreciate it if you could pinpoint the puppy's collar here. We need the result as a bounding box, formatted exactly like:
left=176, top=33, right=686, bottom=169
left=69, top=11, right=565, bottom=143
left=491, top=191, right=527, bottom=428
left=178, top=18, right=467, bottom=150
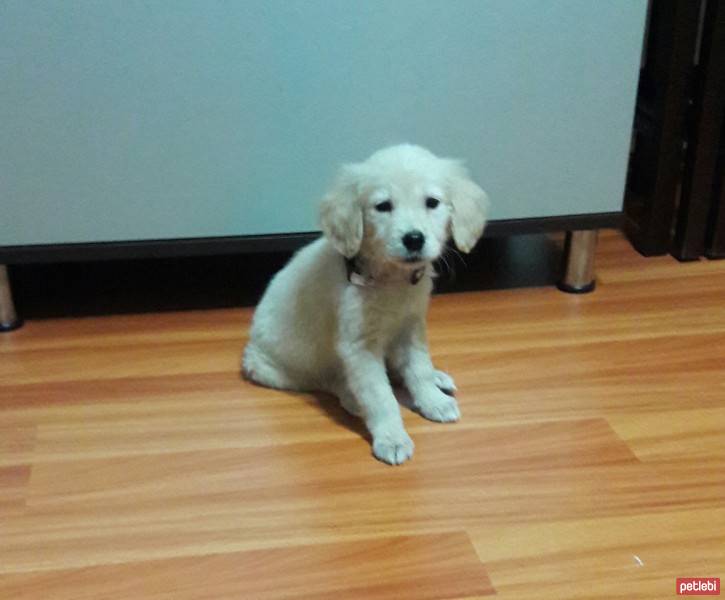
left=345, top=257, right=427, bottom=287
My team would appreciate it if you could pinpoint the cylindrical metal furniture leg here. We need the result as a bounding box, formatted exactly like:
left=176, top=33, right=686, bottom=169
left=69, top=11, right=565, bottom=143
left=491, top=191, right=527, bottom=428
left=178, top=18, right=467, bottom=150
left=0, top=265, right=23, bottom=332
left=558, top=230, right=598, bottom=294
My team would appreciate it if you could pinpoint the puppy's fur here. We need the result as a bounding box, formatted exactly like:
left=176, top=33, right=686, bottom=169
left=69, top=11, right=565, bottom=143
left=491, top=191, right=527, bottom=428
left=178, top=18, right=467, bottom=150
left=243, top=145, right=489, bottom=464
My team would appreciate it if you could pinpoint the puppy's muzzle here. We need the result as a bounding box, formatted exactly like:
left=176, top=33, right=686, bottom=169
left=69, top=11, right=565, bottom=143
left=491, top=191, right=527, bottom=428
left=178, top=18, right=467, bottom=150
left=402, top=230, right=425, bottom=252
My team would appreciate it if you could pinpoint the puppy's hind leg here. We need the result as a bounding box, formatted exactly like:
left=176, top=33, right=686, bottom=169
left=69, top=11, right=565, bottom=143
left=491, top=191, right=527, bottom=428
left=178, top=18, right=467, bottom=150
left=433, top=369, right=457, bottom=395
left=242, top=346, right=298, bottom=391
left=330, top=380, right=363, bottom=417
left=389, top=320, right=461, bottom=423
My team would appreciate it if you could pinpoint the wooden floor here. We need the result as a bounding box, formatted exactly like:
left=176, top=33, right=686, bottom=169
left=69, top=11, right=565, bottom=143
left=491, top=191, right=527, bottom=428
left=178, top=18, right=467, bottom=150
left=1, top=230, right=724, bottom=599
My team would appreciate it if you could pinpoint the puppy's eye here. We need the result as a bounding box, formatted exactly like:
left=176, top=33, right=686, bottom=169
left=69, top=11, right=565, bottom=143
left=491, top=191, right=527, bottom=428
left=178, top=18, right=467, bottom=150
left=425, top=197, right=440, bottom=209
left=375, top=200, right=393, bottom=212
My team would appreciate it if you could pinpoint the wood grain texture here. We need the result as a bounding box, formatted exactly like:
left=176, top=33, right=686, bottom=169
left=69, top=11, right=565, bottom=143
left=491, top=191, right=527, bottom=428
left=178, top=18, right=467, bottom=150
left=1, top=230, right=724, bottom=599
left=0, top=532, right=494, bottom=600
left=0, top=465, right=30, bottom=516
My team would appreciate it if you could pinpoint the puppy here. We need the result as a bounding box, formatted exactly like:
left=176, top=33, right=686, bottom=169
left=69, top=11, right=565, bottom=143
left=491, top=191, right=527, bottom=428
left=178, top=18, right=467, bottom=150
left=243, top=144, right=489, bottom=464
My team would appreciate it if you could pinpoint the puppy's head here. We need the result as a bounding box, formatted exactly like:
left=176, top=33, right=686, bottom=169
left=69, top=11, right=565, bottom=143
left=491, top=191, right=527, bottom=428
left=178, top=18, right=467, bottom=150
left=320, top=144, right=489, bottom=267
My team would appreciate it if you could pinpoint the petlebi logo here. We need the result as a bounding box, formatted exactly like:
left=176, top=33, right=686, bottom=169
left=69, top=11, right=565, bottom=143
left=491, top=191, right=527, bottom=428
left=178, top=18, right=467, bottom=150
left=676, top=578, right=720, bottom=595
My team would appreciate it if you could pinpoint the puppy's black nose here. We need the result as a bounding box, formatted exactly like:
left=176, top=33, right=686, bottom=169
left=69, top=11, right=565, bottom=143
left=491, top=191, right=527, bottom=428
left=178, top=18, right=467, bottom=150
left=402, top=230, right=425, bottom=252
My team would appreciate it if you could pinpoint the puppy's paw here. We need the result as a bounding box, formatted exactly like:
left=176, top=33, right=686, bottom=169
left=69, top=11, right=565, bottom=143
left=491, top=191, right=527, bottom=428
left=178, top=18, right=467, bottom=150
left=433, top=369, right=457, bottom=395
left=372, top=428, right=414, bottom=465
left=415, top=389, right=461, bottom=423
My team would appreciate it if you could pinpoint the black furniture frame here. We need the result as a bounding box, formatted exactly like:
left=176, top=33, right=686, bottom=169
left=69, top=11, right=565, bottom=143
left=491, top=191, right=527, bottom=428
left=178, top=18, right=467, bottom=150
left=625, top=0, right=725, bottom=261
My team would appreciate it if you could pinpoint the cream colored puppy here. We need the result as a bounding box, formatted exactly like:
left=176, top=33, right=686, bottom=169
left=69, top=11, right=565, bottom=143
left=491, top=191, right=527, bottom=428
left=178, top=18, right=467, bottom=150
left=243, top=144, right=489, bottom=464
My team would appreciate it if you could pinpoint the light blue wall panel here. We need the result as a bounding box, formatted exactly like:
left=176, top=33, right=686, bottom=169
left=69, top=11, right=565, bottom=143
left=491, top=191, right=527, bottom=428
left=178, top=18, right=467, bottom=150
left=0, top=1, right=646, bottom=246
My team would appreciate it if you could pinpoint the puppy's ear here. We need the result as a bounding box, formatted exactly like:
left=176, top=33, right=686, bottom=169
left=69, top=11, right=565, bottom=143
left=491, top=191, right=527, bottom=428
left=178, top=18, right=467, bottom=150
left=319, top=163, right=365, bottom=258
left=446, top=160, right=490, bottom=253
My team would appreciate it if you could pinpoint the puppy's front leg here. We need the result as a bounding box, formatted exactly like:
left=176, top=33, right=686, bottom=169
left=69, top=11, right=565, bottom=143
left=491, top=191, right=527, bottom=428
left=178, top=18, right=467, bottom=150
left=340, top=347, right=414, bottom=465
left=390, top=319, right=461, bottom=423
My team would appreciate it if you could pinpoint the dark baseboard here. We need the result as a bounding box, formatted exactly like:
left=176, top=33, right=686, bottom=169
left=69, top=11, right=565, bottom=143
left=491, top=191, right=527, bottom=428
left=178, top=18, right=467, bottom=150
left=9, top=233, right=570, bottom=320
left=0, top=212, right=621, bottom=265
